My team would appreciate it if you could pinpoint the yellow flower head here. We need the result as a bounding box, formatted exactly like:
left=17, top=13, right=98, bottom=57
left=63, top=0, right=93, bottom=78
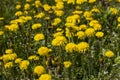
left=9, top=53, right=17, bottom=60
left=85, top=28, right=95, bottom=37
left=4, top=62, right=13, bottom=69
left=34, top=66, right=45, bottom=76
left=76, top=31, right=86, bottom=39
left=34, top=33, right=45, bottom=41
left=79, top=24, right=87, bottom=30
left=15, top=58, right=22, bottom=64
left=93, top=23, right=102, bottom=31
left=77, top=42, right=89, bottom=53
left=91, top=7, right=100, bottom=13
left=15, top=11, right=23, bottom=16
left=67, top=0, right=75, bottom=4
left=65, top=28, right=73, bottom=38
left=5, top=49, right=13, bottom=54
left=19, top=60, right=29, bottom=70
left=110, top=7, right=118, bottom=15
left=0, top=31, right=4, bottom=36
left=8, top=24, right=19, bottom=31
left=117, top=17, right=120, bottom=22
left=0, top=17, right=4, bottom=21
left=26, top=0, right=31, bottom=2
left=53, top=32, right=63, bottom=38
left=43, top=4, right=51, bottom=11
left=39, top=74, right=52, bottom=80
left=105, top=50, right=114, bottom=58
left=88, top=0, right=96, bottom=3
left=55, top=0, right=62, bottom=2
left=35, top=0, right=41, bottom=8
left=83, top=11, right=93, bottom=20
left=38, top=47, right=52, bottom=56
left=24, top=3, right=30, bottom=10
left=118, top=0, right=120, bottom=2
left=63, top=61, right=72, bottom=68
left=16, top=4, right=21, bottom=10
left=76, top=0, right=87, bottom=4
left=65, top=43, right=77, bottom=53
left=56, top=2, right=64, bottom=9
left=72, top=10, right=83, bottom=14
left=52, top=18, right=61, bottom=26
left=54, top=10, right=64, bottom=16
left=89, top=20, right=99, bottom=26
left=117, top=24, right=120, bottom=28
left=95, top=32, right=104, bottom=38
left=34, top=12, right=45, bottom=19
left=28, top=55, right=39, bottom=60
left=52, top=36, right=67, bottom=46
left=2, top=53, right=17, bottom=63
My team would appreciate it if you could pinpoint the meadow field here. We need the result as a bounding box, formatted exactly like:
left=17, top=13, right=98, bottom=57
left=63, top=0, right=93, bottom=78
left=1, top=0, right=120, bottom=80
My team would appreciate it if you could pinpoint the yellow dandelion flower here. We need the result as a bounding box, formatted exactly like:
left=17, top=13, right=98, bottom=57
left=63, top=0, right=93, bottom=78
left=95, top=32, right=104, bottom=38
left=14, top=19, right=25, bottom=24
left=92, top=23, right=102, bottom=31
left=32, top=23, right=42, bottom=30
left=56, top=28, right=62, bottom=32
left=35, top=0, right=41, bottom=8
left=65, top=28, right=73, bottom=38
left=117, top=17, right=120, bottom=22
left=83, top=11, right=93, bottom=20
left=26, top=0, right=31, bottom=2
left=117, top=24, right=120, bottom=28
left=25, top=16, right=32, bottom=21
left=65, top=43, right=77, bottom=53
left=63, top=61, right=72, bottom=68
left=34, top=33, right=45, bottom=41
left=67, top=0, right=75, bottom=4
left=24, top=3, right=30, bottom=10
left=77, top=42, right=89, bottom=53
left=15, top=58, right=22, bottom=64
left=89, top=20, right=99, bottom=26
left=19, top=60, right=29, bottom=70
left=110, top=7, right=118, bottom=15
left=105, top=50, right=114, bottom=58
left=56, top=2, right=64, bottom=9
left=34, top=66, right=45, bottom=76
left=38, top=47, right=52, bottom=56
left=15, top=11, right=23, bottom=16
left=16, top=4, right=21, bottom=10
left=76, top=0, right=87, bottom=4
left=118, top=0, right=120, bottom=2
left=28, top=55, right=39, bottom=60
left=76, top=31, right=86, bottom=39
left=54, top=10, right=64, bottom=16
left=72, top=10, right=83, bottom=14
left=55, top=0, right=62, bottom=2
left=0, top=17, right=4, bottom=21
left=0, top=31, right=4, bottom=36
left=79, top=24, right=87, bottom=30
left=53, top=32, right=63, bottom=38
left=52, top=36, right=67, bottom=46
left=34, top=12, right=45, bottom=19
left=43, top=4, right=51, bottom=11
left=4, top=62, right=13, bottom=69
left=7, top=24, right=19, bottom=31
left=52, top=18, right=61, bottom=26
left=91, top=7, right=100, bottom=13
left=88, top=0, right=96, bottom=3
left=85, top=28, right=95, bottom=37
left=39, top=74, right=52, bottom=80
left=5, top=49, right=13, bottom=54
left=2, top=55, right=10, bottom=63
left=9, top=53, right=17, bottom=60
